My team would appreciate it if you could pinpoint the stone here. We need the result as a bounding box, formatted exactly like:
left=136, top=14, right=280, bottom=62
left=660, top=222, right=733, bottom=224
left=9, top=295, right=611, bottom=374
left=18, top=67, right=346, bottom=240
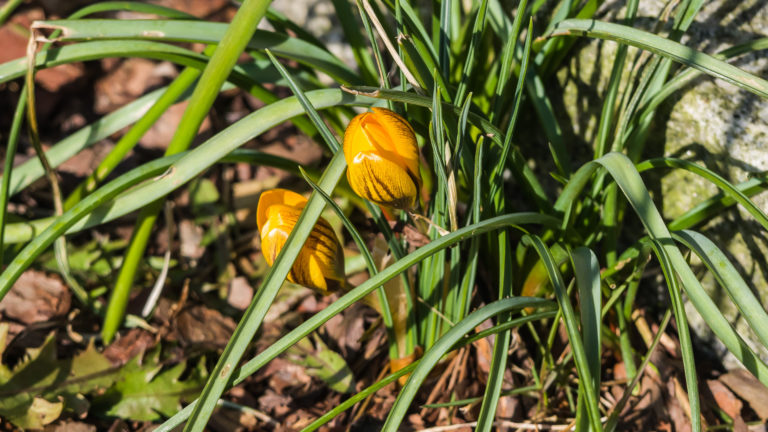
left=556, top=0, right=768, bottom=368
left=267, top=0, right=357, bottom=81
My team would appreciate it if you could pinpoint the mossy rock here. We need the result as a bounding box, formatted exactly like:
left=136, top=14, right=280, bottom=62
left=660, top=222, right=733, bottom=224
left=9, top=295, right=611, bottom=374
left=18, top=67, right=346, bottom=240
left=555, top=0, right=768, bottom=367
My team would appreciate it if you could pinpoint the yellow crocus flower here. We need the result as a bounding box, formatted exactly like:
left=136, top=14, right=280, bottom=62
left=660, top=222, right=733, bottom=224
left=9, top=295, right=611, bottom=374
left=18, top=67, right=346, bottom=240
left=257, top=188, right=345, bottom=294
left=343, top=107, right=422, bottom=210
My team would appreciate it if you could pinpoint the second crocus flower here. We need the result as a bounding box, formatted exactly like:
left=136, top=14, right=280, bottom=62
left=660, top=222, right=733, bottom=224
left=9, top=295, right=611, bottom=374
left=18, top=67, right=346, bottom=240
left=257, top=188, right=345, bottom=294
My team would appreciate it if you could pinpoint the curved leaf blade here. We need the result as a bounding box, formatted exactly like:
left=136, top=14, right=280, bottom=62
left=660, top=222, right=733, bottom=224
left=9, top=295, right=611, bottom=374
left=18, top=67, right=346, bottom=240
left=543, top=19, right=768, bottom=98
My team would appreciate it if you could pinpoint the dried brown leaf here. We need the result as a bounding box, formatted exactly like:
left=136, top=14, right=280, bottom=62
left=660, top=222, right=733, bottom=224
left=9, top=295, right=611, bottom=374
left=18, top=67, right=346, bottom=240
left=667, top=378, right=692, bottom=432
left=322, top=305, right=365, bottom=356
left=227, top=277, right=253, bottom=311
left=58, top=142, right=113, bottom=177
left=258, top=390, right=292, bottom=417
left=103, top=328, right=156, bottom=367
left=158, top=0, right=230, bottom=17
left=720, top=369, right=768, bottom=420
left=473, top=318, right=495, bottom=377
left=172, top=305, right=236, bottom=349
left=141, top=100, right=211, bottom=149
left=179, top=220, right=205, bottom=261
left=707, top=379, right=742, bottom=418
left=0, top=270, right=70, bottom=324
left=94, top=59, right=175, bottom=114
left=263, top=358, right=312, bottom=394
left=45, top=420, right=97, bottom=432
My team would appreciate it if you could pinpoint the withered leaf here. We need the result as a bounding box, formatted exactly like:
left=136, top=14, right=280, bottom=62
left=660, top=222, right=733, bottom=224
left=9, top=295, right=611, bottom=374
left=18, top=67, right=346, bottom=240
left=720, top=368, right=768, bottom=420
left=0, top=270, right=70, bottom=324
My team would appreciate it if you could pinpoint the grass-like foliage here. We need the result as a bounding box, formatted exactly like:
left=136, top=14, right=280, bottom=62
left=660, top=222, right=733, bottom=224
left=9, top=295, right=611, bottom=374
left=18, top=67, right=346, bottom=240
left=1, top=0, right=767, bottom=430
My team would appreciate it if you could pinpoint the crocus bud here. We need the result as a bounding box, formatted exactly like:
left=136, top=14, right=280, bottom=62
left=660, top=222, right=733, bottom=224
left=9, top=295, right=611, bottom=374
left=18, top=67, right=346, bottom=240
left=343, top=107, right=422, bottom=210
left=257, top=189, right=345, bottom=294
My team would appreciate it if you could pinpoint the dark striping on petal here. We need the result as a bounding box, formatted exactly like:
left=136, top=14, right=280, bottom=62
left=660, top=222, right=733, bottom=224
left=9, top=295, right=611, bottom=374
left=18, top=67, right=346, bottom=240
left=313, top=231, right=338, bottom=252
left=288, top=265, right=301, bottom=285
left=405, top=168, right=420, bottom=193
left=312, top=221, right=337, bottom=240
left=360, top=161, right=384, bottom=201
left=364, top=159, right=398, bottom=203
left=361, top=167, right=375, bottom=202
left=371, top=172, right=409, bottom=207
left=325, top=278, right=342, bottom=292
left=308, top=235, right=337, bottom=262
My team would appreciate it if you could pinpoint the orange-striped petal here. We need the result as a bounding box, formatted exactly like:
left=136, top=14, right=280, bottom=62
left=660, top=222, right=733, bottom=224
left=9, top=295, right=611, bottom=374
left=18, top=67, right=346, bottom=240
left=369, top=107, right=420, bottom=182
left=343, top=107, right=421, bottom=209
left=346, top=152, right=419, bottom=210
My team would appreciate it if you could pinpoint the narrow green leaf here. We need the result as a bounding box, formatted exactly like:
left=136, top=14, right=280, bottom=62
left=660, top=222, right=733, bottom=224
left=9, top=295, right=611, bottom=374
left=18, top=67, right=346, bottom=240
left=625, top=38, right=768, bottom=145
left=637, top=157, right=768, bottom=231
left=302, top=365, right=416, bottom=432
left=265, top=49, right=340, bottom=152
left=593, top=0, right=638, bottom=159
left=422, top=385, right=541, bottom=409
left=570, top=247, right=602, bottom=429
left=674, top=230, right=768, bottom=349
left=0, top=0, right=23, bottom=26
left=523, top=236, right=602, bottom=432
left=571, top=246, right=601, bottom=393
left=0, top=40, right=208, bottom=83
left=0, top=150, right=319, bottom=247
left=522, top=61, right=571, bottom=176
left=490, top=0, right=528, bottom=124
left=647, top=237, right=701, bottom=431
left=454, top=0, right=489, bottom=104
left=69, top=1, right=196, bottom=19
left=35, top=19, right=359, bottom=84
left=0, top=87, right=26, bottom=261
left=437, top=0, right=452, bottom=77
left=354, top=0, right=390, bottom=92
left=2, top=86, right=186, bottom=197
left=668, top=175, right=768, bottom=231
left=265, top=8, right=326, bottom=49
left=543, top=19, right=768, bottom=98
left=488, top=18, right=532, bottom=206
left=329, top=0, right=378, bottom=85
left=395, top=0, right=437, bottom=61
left=456, top=140, right=484, bottom=318
left=604, top=309, right=672, bottom=432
